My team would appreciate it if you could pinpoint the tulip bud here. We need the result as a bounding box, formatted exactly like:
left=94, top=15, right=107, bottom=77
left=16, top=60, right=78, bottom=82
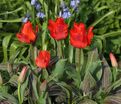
left=18, top=66, right=28, bottom=83
left=109, top=52, right=118, bottom=68
left=40, top=80, right=47, bottom=92
left=0, top=73, right=3, bottom=85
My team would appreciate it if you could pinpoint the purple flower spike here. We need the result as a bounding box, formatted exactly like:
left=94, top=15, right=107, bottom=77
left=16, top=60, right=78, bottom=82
left=35, top=2, right=41, bottom=11
left=59, top=1, right=72, bottom=19
left=37, top=12, right=45, bottom=18
left=31, top=0, right=37, bottom=5
left=63, top=8, right=69, bottom=12
left=21, top=17, right=28, bottom=23
left=62, top=11, right=71, bottom=19
left=60, top=1, right=66, bottom=9
left=70, top=0, right=80, bottom=9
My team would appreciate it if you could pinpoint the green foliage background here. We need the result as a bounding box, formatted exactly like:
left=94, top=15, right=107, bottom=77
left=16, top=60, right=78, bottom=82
left=0, top=0, right=121, bottom=63
left=0, top=0, right=121, bottom=104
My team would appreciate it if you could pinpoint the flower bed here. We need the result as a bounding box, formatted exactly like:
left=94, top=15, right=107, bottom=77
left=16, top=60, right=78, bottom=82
left=0, top=0, right=121, bottom=104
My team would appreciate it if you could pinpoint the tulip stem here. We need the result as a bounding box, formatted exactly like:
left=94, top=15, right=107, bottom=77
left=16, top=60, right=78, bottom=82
left=57, top=41, right=63, bottom=58
left=68, top=45, right=73, bottom=63
left=55, top=0, right=59, bottom=18
left=18, top=82, right=22, bottom=104
left=34, top=46, right=38, bottom=60
left=42, top=23, right=47, bottom=50
left=29, top=45, right=35, bottom=62
left=113, top=67, right=118, bottom=82
left=75, top=48, right=80, bottom=72
left=75, top=48, right=83, bottom=73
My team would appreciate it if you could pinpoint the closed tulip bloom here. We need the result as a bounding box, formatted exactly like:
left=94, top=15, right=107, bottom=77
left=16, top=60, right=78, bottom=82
left=0, top=74, right=3, bottom=85
left=70, top=22, right=94, bottom=48
left=16, top=21, right=36, bottom=44
left=35, top=51, right=50, bottom=68
left=109, top=52, right=118, bottom=67
left=18, top=66, right=28, bottom=83
left=48, top=17, right=68, bottom=40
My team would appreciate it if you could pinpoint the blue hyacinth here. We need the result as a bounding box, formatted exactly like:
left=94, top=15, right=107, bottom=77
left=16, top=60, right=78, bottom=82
left=31, top=0, right=37, bottom=6
left=35, top=2, right=41, bottom=11
left=37, top=12, right=45, bottom=19
left=60, top=2, right=71, bottom=19
left=60, top=7, right=71, bottom=19
left=21, top=17, right=28, bottom=23
left=61, top=11, right=71, bottom=19
left=21, top=14, right=30, bottom=23
left=70, top=0, right=80, bottom=9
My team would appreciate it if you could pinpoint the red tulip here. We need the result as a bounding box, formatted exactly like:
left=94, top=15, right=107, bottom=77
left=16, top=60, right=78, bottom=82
left=35, top=51, right=50, bottom=68
left=70, top=22, right=94, bottom=48
left=16, top=21, right=36, bottom=44
left=48, top=17, right=68, bottom=40
left=109, top=52, right=118, bottom=67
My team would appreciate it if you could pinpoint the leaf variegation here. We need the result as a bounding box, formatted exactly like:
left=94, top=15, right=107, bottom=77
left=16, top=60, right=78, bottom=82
left=52, top=59, right=67, bottom=80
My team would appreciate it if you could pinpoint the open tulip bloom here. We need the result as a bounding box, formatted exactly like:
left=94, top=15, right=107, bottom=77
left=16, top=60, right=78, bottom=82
left=70, top=22, right=94, bottom=48
left=16, top=21, right=37, bottom=44
left=48, top=17, right=68, bottom=41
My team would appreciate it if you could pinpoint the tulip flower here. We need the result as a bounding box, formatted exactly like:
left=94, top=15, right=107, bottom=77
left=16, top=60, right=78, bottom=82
left=109, top=52, right=118, bottom=67
left=0, top=74, right=3, bottom=85
left=70, top=22, right=94, bottom=48
left=35, top=51, right=50, bottom=68
left=16, top=21, right=36, bottom=44
left=18, top=66, right=28, bottom=83
left=48, top=17, right=68, bottom=40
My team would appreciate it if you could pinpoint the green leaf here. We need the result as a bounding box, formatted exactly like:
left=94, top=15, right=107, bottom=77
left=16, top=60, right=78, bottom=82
left=91, top=10, right=115, bottom=27
left=81, top=99, right=97, bottom=104
left=25, top=1, right=32, bottom=11
left=0, top=23, right=2, bottom=28
left=111, top=37, right=121, bottom=45
left=42, top=69, right=49, bottom=80
left=0, top=85, right=8, bottom=93
left=38, top=94, right=47, bottom=104
left=107, top=78, right=121, bottom=93
left=8, top=75, right=18, bottom=86
left=82, top=72, right=96, bottom=94
left=52, top=59, right=67, bottom=80
left=94, top=39, right=103, bottom=53
left=85, top=48, right=102, bottom=80
left=104, top=95, right=121, bottom=104
left=0, top=18, right=22, bottom=22
left=85, top=48, right=98, bottom=72
left=101, top=56, right=112, bottom=91
left=0, top=92, right=18, bottom=104
left=9, top=41, right=22, bottom=59
left=20, top=76, right=29, bottom=103
left=2, top=35, right=12, bottom=63
left=66, top=66, right=81, bottom=88
left=0, top=6, right=23, bottom=16
left=102, top=30, right=121, bottom=38
left=32, top=77, right=39, bottom=100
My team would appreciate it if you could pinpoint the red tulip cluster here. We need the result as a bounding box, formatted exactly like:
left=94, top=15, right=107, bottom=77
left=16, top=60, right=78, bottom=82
left=16, top=17, right=94, bottom=69
left=48, top=17, right=94, bottom=48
